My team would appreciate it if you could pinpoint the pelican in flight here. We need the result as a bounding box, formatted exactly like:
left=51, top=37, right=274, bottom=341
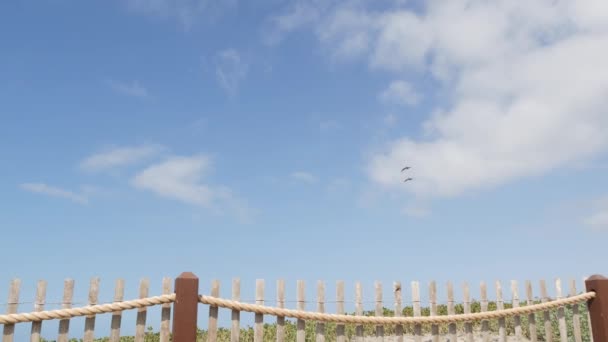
left=401, top=166, right=411, bottom=172
left=403, top=177, right=413, bottom=183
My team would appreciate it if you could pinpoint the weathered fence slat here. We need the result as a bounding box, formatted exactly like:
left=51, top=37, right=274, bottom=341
left=555, top=279, right=568, bottom=342
left=3, top=278, right=21, bottom=342
left=208, top=279, right=220, bottom=342
left=297, top=280, right=305, bottom=342
left=511, top=280, right=522, bottom=341
left=376, top=281, right=384, bottom=340
left=83, top=277, right=100, bottom=342
left=316, top=281, right=325, bottom=342
left=160, top=277, right=171, bottom=342
left=336, top=281, right=345, bottom=342
left=496, top=281, right=506, bottom=342
left=276, top=280, right=285, bottom=342
left=134, top=278, right=149, bottom=342
left=446, top=282, right=456, bottom=342
left=463, top=282, right=473, bottom=342
left=57, top=279, right=74, bottom=342
left=30, top=280, right=47, bottom=342
left=355, top=282, right=363, bottom=342
left=526, top=280, right=537, bottom=342
left=394, top=281, right=404, bottom=342
left=569, top=279, right=582, bottom=342
left=109, top=279, right=125, bottom=342
left=429, top=281, right=439, bottom=342
left=232, top=278, right=241, bottom=342
left=277, top=280, right=285, bottom=342
left=480, top=281, right=489, bottom=342
left=255, top=279, right=264, bottom=342
left=412, top=281, right=422, bottom=342
left=540, top=279, right=553, bottom=342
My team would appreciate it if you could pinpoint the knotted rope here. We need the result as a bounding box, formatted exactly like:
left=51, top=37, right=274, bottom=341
left=199, top=291, right=595, bottom=324
left=0, top=294, right=175, bottom=324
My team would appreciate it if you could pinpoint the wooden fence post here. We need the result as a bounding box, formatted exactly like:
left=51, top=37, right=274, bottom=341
left=586, top=275, right=608, bottom=342
left=172, top=272, right=200, bottom=342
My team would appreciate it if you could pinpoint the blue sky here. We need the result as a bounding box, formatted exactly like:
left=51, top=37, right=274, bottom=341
left=2, top=0, right=608, bottom=338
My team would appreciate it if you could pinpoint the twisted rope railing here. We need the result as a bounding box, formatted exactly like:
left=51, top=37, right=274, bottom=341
left=199, top=291, right=596, bottom=325
left=0, top=294, right=175, bottom=324
left=0, top=291, right=596, bottom=325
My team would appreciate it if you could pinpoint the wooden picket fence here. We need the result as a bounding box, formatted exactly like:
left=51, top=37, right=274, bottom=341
left=197, top=277, right=594, bottom=342
left=1, top=277, right=173, bottom=342
left=1, top=273, right=607, bottom=342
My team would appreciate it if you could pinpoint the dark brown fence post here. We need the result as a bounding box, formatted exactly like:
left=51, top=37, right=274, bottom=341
left=586, top=275, right=608, bottom=342
left=172, top=272, right=200, bottom=342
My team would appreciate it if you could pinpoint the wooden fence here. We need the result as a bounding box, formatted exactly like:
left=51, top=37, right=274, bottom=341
left=2, top=272, right=608, bottom=342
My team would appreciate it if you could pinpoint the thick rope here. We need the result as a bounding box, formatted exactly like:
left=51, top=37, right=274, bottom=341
left=199, top=291, right=595, bottom=325
left=0, top=294, right=175, bottom=324
left=0, top=291, right=595, bottom=326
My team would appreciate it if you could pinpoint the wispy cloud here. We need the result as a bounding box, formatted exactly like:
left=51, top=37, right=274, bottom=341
left=125, top=0, right=237, bottom=29
left=80, top=145, right=163, bottom=172
left=378, top=80, right=420, bottom=106
left=584, top=197, right=608, bottom=231
left=106, top=79, right=149, bottom=98
left=585, top=211, right=608, bottom=231
left=132, top=155, right=214, bottom=206
left=132, top=155, right=254, bottom=222
left=215, top=49, right=248, bottom=96
left=263, top=1, right=322, bottom=45
left=384, top=113, right=398, bottom=126
left=20, top=183, right=88, bottom=204
left=290, top=171, right=317, bottom=184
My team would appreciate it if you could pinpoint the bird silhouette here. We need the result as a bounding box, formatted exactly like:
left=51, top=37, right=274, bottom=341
left=401, top=166, right=411, bottom=172
left=403, top=177, right=413, bottom=183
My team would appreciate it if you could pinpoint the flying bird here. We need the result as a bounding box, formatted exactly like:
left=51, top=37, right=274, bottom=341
left=401, top=166, right=411, bottom=172
left=403, top=177, right=413, bottom=183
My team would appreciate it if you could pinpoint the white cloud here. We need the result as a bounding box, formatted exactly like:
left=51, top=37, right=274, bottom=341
left=132, top=155, right=253, bottom=221
left=106, top=79, right=149, bottom=98
left=20, top=183, right=88, bottom=204
left=370, top=11, right=432, bottom=70
left=132, top=155, right=213, bottom=206
left=290, top=171, right=317, bottom=184
left=215, top=49, right=248, bottom=96
left=378, top=80, right=420, bottom=106
left=80, top=145, right=163, bottom=172
left=264, top=1, right=322, bottom=45
left=274, top=0, right=608, bottom=198
left=316, top=4, right=376, bottom=62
